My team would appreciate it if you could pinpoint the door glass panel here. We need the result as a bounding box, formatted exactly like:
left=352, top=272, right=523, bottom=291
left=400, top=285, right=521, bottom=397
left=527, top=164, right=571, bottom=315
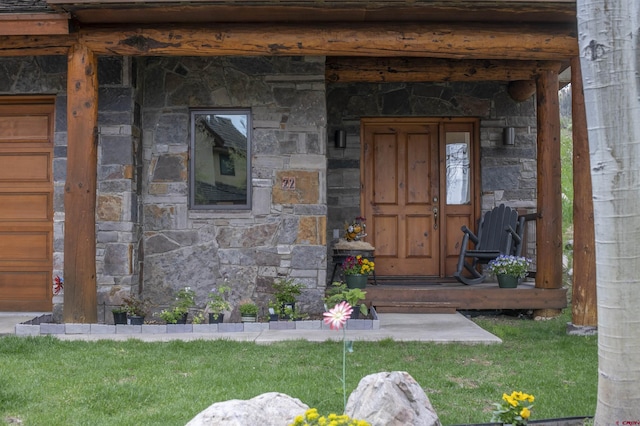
left=445, top=132, right=470, bottom=205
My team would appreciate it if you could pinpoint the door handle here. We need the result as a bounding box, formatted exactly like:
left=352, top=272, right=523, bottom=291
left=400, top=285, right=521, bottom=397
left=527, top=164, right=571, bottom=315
left=433, top=206, right=438, bottom=230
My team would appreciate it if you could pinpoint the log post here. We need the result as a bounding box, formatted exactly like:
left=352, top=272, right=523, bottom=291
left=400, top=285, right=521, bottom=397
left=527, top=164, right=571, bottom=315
left=570, top=57, right=597, bottom=327
left=63, top=43, right=98, bottom=323
left=535, top=69, right=563, bottom=316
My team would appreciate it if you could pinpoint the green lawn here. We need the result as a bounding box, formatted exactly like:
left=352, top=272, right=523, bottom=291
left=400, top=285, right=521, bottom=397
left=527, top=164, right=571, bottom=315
left=0, top=309, right=596, bottom=426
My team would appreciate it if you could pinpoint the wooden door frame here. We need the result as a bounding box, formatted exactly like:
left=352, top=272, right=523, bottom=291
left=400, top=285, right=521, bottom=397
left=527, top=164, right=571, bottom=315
left=360, top=117, right=481, bottom=278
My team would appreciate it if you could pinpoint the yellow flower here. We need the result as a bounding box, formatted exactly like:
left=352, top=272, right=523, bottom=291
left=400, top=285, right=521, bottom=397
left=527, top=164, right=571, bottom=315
left=306, top=409, right=319, bottom=421
left=520, top=407, right=531, bottom=419
left=292, top=414, right=304, bottom=425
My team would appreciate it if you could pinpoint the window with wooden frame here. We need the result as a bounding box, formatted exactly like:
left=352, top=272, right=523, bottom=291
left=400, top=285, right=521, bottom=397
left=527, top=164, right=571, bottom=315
left=190, top=109, right=251, bottom=209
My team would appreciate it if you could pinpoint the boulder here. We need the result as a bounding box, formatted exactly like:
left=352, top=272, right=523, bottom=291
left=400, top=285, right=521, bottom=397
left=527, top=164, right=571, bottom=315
left=345, top=371, right=442, bottom=426
left=186, top=392, right=308, bottom=426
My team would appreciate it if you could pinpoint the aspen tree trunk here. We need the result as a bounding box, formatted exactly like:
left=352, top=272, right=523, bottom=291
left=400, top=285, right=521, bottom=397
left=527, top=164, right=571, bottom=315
left=577, top=0, right=640, bottom=423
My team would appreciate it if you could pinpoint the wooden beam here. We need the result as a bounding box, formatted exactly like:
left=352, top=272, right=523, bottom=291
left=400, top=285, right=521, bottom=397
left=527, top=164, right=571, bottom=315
left=78, top=23, right=578, bottom=60
left=0, top=34, right=76, bottom=56
left=63, top=43, right=98, bottom=323
left=570, top=57, right=597, bottom=327
left=535, top=69, right=563, bottom=295
left=0, top=13, right=69, bottom=36
left=326, top=58, right=562, bottom=83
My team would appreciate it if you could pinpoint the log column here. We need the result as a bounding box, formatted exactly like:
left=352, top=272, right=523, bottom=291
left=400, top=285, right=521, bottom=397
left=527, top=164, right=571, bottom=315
left=535, top=69, right=563, bottom=311
left=63, top=43, right=98, bottom=323
left=570, top=57, right=597, bottom=327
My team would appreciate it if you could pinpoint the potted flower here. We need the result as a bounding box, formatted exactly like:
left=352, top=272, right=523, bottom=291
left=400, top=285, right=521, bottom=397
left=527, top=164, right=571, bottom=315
left=271, top=278, right=303, bottom=319
left=487, top=255, right=531, bottom=288
left=342, top=254, right=375, bottom=289
left=158, top=287, right=196, bottom=324
left=490, top=390, right=535, bottom=425
left=122, top=295, right=149, bottom=325
left=239, top=302, right=259, bottom=322
left=207, top=285, right=231, bottom=324
left=324, top=281, right=368, bottom=318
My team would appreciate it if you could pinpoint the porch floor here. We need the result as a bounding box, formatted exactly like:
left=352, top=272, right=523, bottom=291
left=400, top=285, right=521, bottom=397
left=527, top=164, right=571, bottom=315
left=363, top=277, right=568, bottom=313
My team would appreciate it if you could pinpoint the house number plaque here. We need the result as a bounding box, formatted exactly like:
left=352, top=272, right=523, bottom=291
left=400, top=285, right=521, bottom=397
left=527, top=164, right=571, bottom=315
left=281, top=177, right=296, bottom=190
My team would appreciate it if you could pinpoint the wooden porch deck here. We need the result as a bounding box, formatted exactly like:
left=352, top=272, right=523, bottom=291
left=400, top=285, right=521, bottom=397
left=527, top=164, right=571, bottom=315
left=363, top=278, right=568, bottom=314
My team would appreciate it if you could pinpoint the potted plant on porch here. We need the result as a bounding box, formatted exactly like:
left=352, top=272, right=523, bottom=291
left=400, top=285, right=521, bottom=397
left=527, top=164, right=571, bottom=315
left=158, top=287, right=196, bottom=324
left=122, top=295, right=149, bottom=325
left=487, top=255, right=531, bottom=288
left=325, top=281, right=368, bottom=319
left=342, top=255, right=375, bottom=289
left=207, top=285, right=231, bottom=324
left=239, top=301, right=259, bottom=322
left=111, top=305, right=128, bottom=325
left=271, top=277, right=303, bottom=320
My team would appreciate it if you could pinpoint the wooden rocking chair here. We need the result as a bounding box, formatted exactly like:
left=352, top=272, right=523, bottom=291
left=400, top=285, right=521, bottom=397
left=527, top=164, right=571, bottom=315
left=453, top=204, right=526, bottom=285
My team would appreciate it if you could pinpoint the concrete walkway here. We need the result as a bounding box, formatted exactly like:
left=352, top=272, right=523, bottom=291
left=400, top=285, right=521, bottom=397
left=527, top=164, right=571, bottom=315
left=0, top=312, right=501, bottom=344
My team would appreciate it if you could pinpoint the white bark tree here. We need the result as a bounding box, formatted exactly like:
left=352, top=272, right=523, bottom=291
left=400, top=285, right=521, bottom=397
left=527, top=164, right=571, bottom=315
left=577, top=0, right=640, bottom=423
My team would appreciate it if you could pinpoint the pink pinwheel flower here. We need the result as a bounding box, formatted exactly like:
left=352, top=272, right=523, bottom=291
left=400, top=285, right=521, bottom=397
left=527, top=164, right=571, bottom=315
left=323, top=301, right=353, bottom=330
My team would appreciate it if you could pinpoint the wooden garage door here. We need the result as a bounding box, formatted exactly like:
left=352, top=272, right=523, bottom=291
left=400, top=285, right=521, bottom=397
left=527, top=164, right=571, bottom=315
left=0, top=97, right=54, bottom=311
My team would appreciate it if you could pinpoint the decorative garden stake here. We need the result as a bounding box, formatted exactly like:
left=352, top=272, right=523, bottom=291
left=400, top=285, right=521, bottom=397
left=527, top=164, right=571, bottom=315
left=323, top=301, right=353, bottom=412
left=53, top=275, right=63, bottom=295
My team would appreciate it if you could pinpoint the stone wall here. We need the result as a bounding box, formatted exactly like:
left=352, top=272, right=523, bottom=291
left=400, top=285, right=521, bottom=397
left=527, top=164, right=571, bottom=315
left=325, top=81, right=538, bottom=254
left=139, top=56, right=327, bottom=320
left=95, top=57, right=142, bottom=322
left=1, top=55, right=540, bottom=320
left=0, top=55, right=140, bottom=321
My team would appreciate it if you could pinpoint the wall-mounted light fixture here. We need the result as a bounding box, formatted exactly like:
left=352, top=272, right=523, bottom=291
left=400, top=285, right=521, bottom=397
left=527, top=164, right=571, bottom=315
left=503, top=127, right=515, bottom=146
left=335, top=130, right=347, bottom=149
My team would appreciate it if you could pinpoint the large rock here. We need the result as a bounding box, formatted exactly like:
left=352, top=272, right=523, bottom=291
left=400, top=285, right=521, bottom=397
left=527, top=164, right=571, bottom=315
left=346, top=371, right=442, bottom=426
left=185, top=392, right=308, bottom=426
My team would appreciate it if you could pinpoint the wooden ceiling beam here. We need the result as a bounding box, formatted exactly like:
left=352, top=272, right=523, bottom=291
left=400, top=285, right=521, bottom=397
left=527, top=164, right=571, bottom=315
left=0, top=23, right=577, bottom=59
left=0, top=13, right=70, bottom=36
left=77, top=23, right=577, bottom=60
left=326, top=57, right=562, bottom=83
left=0, top=34, right=76, bottom=56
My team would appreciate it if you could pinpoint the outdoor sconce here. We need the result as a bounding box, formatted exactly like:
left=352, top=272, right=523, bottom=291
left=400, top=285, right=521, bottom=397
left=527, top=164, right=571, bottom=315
left=335, top=130, right=347, bottom=149
left=503, top=127, right=515, bottom=146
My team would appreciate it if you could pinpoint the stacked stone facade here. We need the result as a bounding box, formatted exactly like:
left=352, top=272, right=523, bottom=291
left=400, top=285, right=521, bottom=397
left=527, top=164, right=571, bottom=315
left=138, top=56, right=327, bottom=321
left=1, top=55, right=538, bottom=322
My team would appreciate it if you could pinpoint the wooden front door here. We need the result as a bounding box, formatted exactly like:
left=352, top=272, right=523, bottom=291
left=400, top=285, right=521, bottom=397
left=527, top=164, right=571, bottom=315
left=362, top=118, right=477, bottom=278
left=0, top=97, right=54, bottom=311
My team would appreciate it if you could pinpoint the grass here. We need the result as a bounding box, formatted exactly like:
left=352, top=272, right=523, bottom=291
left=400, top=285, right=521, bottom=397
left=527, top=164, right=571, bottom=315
left=0, top=309, right=596, bottom=426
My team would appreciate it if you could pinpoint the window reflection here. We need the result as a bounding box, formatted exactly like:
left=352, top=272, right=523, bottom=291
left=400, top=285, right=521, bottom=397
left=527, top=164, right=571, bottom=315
left=446, top=132, right=470, bottom=205
left=191, top=110, right=251, bottom=209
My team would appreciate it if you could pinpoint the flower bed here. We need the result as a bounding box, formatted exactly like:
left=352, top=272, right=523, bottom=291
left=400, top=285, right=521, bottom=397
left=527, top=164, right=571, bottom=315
left=15, top=308, right=379, bottom=336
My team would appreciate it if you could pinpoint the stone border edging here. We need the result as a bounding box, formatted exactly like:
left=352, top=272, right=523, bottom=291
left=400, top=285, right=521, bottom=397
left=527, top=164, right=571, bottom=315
left=15, top=316, right=380, bottom=337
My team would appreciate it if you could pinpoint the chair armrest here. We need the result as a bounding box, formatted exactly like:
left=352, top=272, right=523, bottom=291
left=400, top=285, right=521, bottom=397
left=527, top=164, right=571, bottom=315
left=505, top=225, right=522, bottom=245
left=460, top=225, right=479, bottom=245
